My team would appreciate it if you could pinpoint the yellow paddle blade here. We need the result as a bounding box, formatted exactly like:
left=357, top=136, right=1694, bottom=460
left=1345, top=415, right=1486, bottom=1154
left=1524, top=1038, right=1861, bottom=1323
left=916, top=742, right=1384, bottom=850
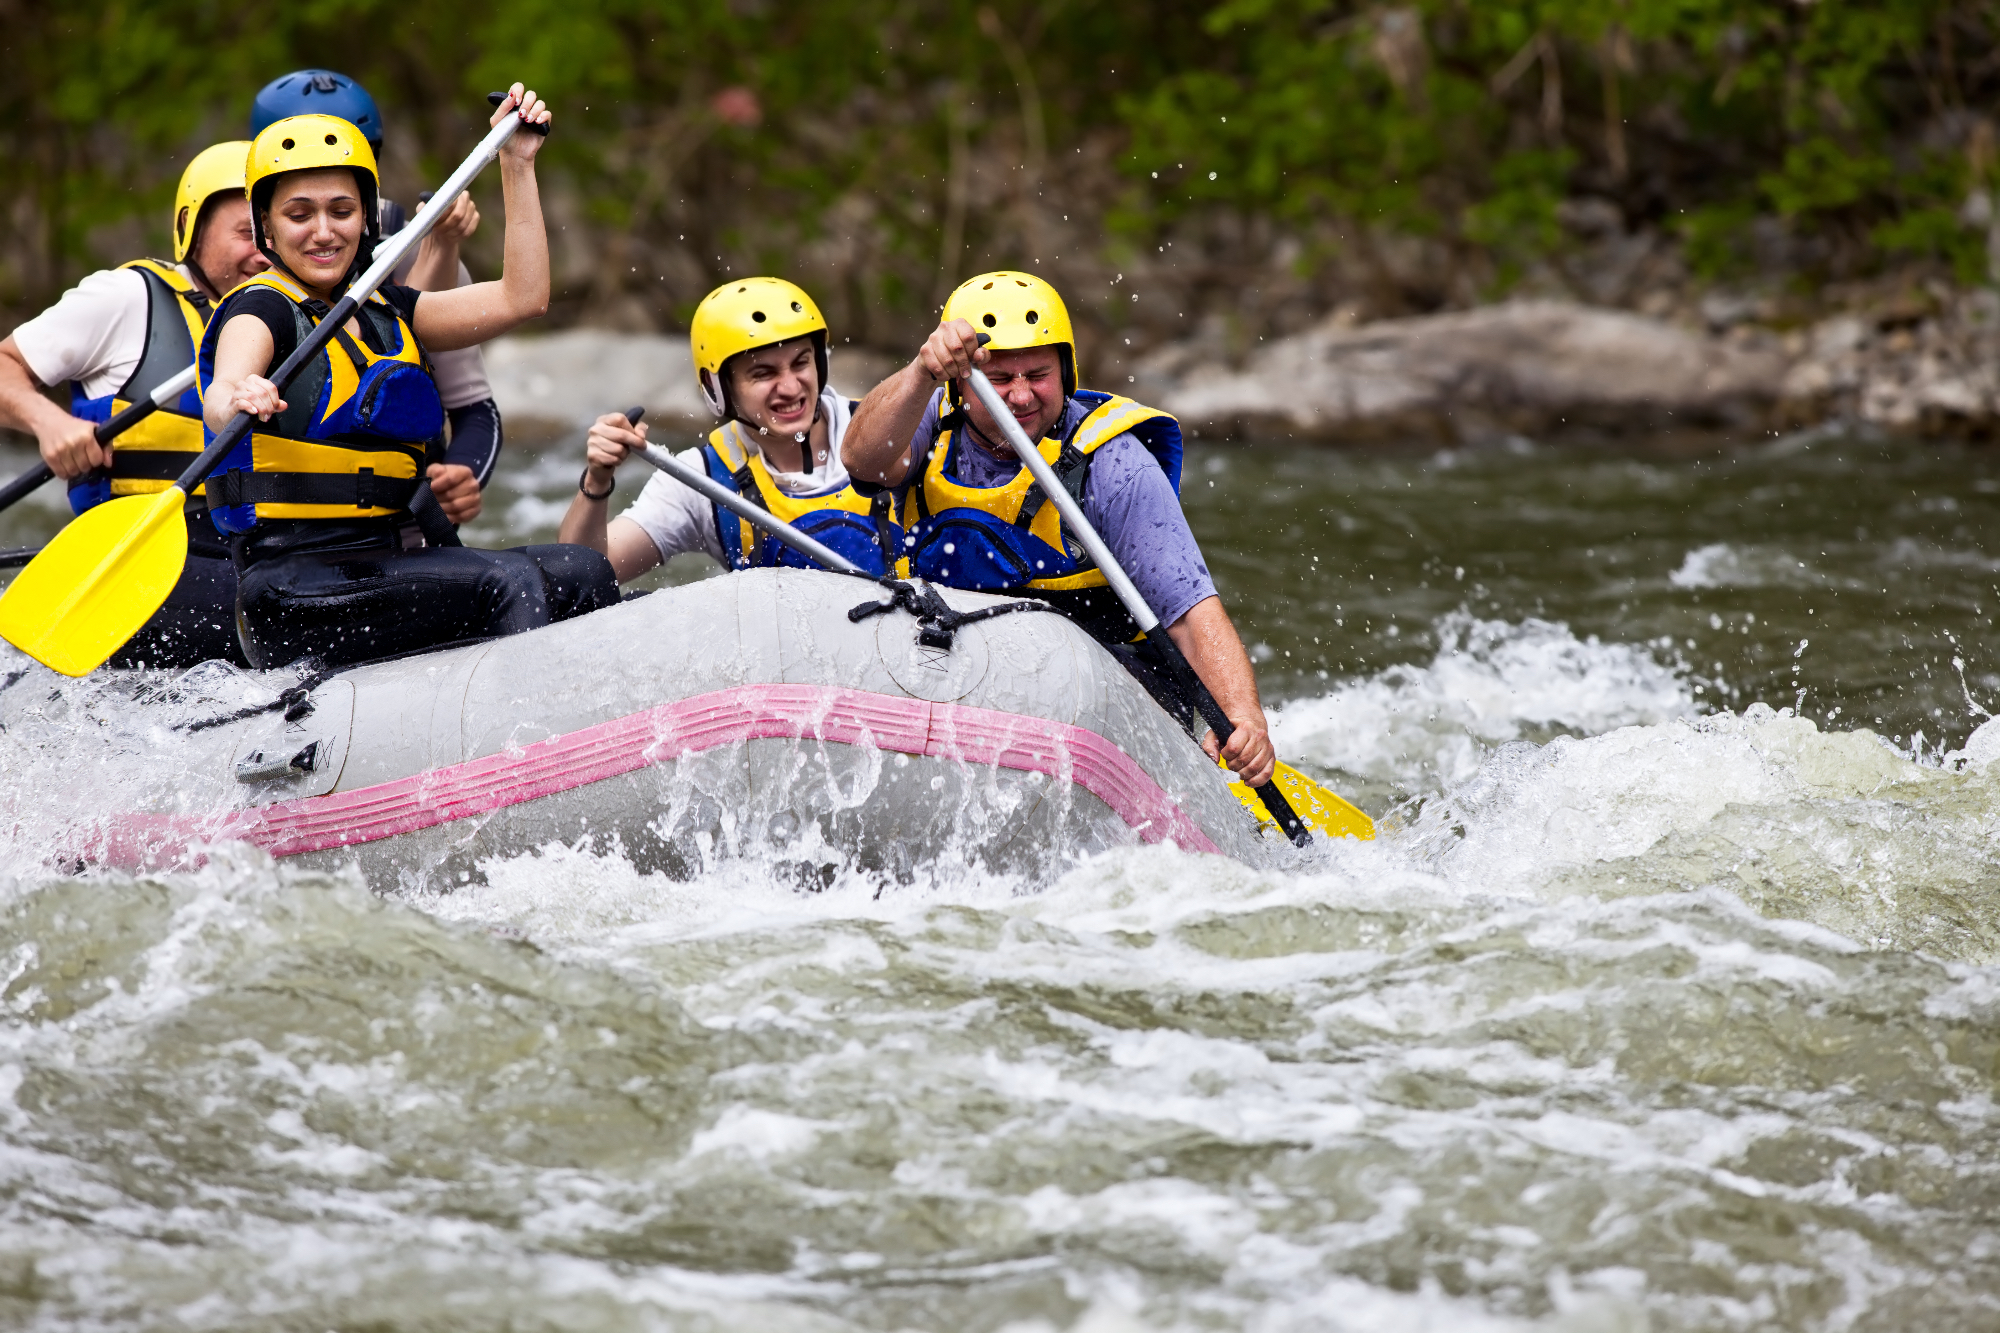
left=1229, top=760, right=1376, bottom=841
left=0, top=488, right=190, bottom=676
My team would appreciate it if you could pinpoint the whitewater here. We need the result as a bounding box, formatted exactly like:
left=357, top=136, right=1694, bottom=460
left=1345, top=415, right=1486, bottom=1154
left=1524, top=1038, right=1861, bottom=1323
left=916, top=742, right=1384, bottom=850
left=0, top=433, right=1995, bottom=1329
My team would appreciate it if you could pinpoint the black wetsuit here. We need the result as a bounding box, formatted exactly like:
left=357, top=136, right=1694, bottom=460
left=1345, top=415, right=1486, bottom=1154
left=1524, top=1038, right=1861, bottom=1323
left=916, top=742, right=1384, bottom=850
left=233, top=520, right=617, bottom=669
left=108, top=512, right=245, bottom=668
left=211, top=279, right=616, bottom=671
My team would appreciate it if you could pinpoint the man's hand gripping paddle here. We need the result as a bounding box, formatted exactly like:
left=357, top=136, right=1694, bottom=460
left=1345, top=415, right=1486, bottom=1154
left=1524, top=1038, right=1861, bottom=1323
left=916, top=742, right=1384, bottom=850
left=0, top=97, right=548, bottom=677
left=0, top=364, right=201, bottom=519
left=962, top=341, right=1337, bottom=847
left=612, top=407, right=872, bottom=577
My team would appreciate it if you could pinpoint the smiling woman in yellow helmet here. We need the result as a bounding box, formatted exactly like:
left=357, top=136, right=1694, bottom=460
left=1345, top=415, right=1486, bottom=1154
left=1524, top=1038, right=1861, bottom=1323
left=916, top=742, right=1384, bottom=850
left=0, top=138, right=268, bottom=667
left=844, top=270, right=1279, bottom=788
left=198, top=85, right=618, bottom=669
left=559, top=276, right=900, bottom=581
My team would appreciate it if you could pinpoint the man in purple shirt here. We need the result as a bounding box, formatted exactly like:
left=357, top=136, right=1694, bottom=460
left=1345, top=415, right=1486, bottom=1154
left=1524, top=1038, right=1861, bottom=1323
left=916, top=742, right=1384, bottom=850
left=844, top=270, right=1275, bottom=787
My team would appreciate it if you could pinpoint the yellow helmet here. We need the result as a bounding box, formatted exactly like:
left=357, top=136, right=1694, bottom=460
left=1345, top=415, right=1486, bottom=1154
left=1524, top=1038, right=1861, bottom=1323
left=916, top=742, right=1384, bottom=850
left=245, top=114, right=381, bottom=273
left=172, top=141, right=251, bottom=263
left=690, top=277, right=829, bottom=419
left=941, top=270, right=1077, bottom=399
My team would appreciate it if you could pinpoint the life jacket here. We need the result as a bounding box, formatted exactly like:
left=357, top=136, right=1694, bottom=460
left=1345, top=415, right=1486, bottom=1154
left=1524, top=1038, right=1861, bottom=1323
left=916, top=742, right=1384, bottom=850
left=901, top=390, right=1183, bottom=594
left=701, top=415, right=903, bottom=577
left=65, top=259, right=211, bottom=515
left=197, top=270, right=445, bottom=534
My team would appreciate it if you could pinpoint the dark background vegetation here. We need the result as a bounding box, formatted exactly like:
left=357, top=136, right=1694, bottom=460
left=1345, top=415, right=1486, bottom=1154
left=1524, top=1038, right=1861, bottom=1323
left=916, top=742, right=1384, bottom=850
left=4, top=0, right=1999, bottom=375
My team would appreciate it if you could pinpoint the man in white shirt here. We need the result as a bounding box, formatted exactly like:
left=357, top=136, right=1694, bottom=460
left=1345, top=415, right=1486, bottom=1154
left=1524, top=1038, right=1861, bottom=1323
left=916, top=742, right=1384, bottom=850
left=0, top=141, right=271, bottom=666
left=560, top=278, right=899, bottom=581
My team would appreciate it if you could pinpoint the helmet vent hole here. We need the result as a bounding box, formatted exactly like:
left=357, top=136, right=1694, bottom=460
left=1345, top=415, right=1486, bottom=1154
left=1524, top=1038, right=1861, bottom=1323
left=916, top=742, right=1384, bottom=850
left=982, top=314, right=997, bottom=327
left=1026, top=310, right=1038, bottom=325
left=981, top=282, right=994, bottom=290
left=791, top=301, right=802, bottom=312
left=281, top=138, right=296, bottom=150
left=751, top=311, right=766, bottom=323
left=325, top=133, right=339, bottom=146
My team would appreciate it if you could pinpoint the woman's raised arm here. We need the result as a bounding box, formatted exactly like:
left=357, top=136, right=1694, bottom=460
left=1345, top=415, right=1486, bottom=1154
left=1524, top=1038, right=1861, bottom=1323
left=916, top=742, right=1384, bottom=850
left=409, top=84, right=552, bottom=353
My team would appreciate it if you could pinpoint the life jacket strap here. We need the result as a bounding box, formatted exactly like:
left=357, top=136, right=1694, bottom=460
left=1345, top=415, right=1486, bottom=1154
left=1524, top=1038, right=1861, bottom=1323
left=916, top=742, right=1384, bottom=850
left=106, top=452, right=200, bottom=483
left=206, top=466, right=420, bottom=512
left=330, top=326, right=371, bottom=373
left=1013, top=440, right=1091, bottom=532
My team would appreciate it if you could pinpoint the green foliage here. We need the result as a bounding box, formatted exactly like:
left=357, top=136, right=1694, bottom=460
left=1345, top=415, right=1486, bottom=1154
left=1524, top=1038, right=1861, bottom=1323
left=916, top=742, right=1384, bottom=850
left=1462, top=149, right=1576, bottom=286
left=1123, top=0, right=2000, bottom=291
left=2, top=0, right=1998, bottom=330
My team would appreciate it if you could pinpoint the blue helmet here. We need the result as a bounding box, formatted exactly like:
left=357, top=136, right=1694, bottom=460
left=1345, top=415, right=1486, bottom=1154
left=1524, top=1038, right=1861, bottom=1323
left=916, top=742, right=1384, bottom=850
left=250, top=70, right=384, bottom=148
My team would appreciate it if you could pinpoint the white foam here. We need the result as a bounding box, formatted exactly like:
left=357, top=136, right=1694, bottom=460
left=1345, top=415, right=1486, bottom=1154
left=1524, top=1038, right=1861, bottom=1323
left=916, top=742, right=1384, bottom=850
left=1422, top=706, right=1938, bottom=894
left=1667, top=542, right=1824, bottom=589
left=1271, top=612, right=1696, bottom=789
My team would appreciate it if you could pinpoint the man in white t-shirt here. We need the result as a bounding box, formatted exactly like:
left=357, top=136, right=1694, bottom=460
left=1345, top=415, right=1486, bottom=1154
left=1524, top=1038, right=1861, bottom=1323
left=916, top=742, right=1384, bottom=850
left=0, top=141, right=272, bottom=666
left=560, top=278, right=900, bottom=581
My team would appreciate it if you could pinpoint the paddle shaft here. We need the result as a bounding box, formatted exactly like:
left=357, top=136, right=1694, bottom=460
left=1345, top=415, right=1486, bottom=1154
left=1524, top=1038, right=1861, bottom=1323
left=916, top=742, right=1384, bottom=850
left=620, top=407, right=870, bottom=577
left=175, top=108, right=537, bottom=498
left=963, top=361, right=1312, bottom=846
left=0, top=364, right=201, bottom=515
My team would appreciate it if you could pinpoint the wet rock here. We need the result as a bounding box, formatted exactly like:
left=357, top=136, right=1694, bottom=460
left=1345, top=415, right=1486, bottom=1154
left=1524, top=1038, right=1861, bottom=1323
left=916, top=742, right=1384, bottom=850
left=1132, top=300, right=1788, bottom=443
left=1780, top=288, right=2000, bottom=435
left=486, top=330, right=707, bottom=443
left=485, top=329, right=895, bottom=444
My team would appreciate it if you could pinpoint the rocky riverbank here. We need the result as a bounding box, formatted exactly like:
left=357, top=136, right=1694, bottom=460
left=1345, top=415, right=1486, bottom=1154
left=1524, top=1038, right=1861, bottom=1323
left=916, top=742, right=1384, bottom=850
left=487, top=287, right=2000, bottom=447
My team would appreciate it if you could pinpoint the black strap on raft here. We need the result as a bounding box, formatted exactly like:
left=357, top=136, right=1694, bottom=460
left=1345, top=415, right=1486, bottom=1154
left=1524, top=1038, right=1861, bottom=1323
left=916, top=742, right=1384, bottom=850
left=178, top=635, right=502, bottom=733
left=847, top=579, right=1053, bottom=651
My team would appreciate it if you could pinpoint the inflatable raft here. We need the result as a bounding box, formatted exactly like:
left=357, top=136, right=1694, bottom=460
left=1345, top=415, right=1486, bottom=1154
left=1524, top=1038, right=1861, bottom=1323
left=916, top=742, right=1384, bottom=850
left=39, top=569, right=1342, bottom=887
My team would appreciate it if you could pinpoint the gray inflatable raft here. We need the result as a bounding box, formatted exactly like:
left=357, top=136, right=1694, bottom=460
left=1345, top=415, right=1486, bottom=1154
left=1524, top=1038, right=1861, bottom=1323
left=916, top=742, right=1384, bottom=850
left=71, top=570, right=1283, bottom=887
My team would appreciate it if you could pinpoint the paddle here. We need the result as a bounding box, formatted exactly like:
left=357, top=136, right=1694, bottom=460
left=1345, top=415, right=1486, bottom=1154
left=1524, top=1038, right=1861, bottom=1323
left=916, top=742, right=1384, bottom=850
left=963, top=353, right=1316, bottom=847
left=0, top=364, right=201, bottom=517
left=0, top=97, right=546, bottom=677
left=616, top=407, right=872, bottom=577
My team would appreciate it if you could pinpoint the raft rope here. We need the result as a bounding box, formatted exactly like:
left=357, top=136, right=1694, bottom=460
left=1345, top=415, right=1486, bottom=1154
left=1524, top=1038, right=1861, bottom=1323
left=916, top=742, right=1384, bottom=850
left=177, top=635, right=501, bottom=733
left=172, top=583, right=1041, bottom=733
left=847, top=579, right=1054, bottom=650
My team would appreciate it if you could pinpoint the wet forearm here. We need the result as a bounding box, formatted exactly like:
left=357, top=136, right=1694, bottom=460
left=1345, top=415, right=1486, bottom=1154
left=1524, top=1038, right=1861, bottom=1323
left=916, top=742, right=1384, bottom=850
left=496, top=156, right=549, bottom=326
left=0, top=341, right=67, bottom=437
left=558, top=490, right=610, bottom=551
left=842, top=361, right=933, bottom=487
left=1166, top=596, right=1262, bottom=730
left=404, top=235, right=461, bottom=294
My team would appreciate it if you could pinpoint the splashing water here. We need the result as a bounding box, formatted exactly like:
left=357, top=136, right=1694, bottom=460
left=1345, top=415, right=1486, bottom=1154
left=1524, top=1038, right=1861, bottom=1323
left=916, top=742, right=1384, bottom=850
left=0, top=433, right=1997, bottom=1329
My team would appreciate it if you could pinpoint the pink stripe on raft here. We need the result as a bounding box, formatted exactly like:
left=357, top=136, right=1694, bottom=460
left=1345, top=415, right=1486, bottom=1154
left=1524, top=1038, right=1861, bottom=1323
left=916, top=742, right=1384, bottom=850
left=90, top=685, right=1220, bottom=869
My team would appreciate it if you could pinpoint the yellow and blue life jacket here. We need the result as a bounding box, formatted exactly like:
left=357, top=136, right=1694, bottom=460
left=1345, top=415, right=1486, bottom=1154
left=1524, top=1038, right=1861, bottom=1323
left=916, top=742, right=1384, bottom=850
left=197, top=270, right=445, bottom=534
left=701, top=415, right=903, bottom=577
left=901, top=390, right=1182, bottom=593
left=66, top=259, right=211, bottom=515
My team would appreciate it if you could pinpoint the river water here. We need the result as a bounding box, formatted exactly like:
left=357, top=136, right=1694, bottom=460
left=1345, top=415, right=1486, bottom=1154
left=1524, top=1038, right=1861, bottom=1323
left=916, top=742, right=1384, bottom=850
left=0, top=428, right=1996, bottom=1330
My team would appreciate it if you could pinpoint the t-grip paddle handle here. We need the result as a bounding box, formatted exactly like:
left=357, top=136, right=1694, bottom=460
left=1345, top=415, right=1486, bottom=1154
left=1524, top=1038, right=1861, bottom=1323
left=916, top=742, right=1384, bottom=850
left=964, top=331, right=1312, bottom=847
left=487, top=92, right=552, bottom=135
